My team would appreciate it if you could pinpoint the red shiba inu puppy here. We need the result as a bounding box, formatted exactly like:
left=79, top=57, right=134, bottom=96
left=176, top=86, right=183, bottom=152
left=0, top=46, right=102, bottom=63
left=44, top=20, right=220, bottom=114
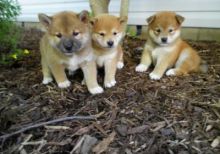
left=135, top=11, right=207, bottom=80
left=90, top=14, right=127, bottom=87
left=38, top=11, right=103, bottom=94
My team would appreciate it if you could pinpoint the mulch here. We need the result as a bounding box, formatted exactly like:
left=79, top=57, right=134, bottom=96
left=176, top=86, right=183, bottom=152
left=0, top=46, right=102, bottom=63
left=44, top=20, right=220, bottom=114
left=0, top=28, right=220, bottom=154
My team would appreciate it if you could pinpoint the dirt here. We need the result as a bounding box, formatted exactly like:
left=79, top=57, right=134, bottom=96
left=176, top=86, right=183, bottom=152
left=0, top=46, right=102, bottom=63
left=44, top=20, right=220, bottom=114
left=0, top=28, right=220, bottom=154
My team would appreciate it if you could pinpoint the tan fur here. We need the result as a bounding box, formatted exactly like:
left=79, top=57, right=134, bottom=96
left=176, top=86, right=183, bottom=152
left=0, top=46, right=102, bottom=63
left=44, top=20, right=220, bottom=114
left=90, top=14, right=127, bottom=88
left=136, top=11, right=205, bottom=80
left=39, top=11, right=103, bottom=94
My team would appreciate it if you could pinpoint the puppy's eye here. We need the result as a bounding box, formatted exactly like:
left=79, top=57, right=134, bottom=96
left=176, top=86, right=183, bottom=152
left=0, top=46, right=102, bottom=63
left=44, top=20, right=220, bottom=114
left=56, top=33, right=62, bottom=38
left=155, top=29, right=161, bottom=33
left=169, top=29, right=174, bottom=33
left=99, top=32, right=105, bottom=36
left=113, top=32, right=117, bottom=35
left=73, top=32, right=79, bottom=36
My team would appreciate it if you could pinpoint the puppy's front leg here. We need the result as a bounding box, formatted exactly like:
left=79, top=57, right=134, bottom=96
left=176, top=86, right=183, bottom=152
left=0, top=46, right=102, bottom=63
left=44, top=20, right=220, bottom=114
left=104, top=58, right=117, bottom=88
left=135, top=45, right=152, bottom=72
left=149, top=57, right=170, bottom=80
left=117, top=45, right=124, bottom=69
left=41, top=57, right=53, bottom=84
left=50, top=63, right=70, bottom=88
left=81, top=61, right=103, bottom=94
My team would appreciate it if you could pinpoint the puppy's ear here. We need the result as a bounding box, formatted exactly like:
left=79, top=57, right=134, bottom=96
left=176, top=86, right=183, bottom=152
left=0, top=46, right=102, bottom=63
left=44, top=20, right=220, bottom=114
left=118, top=16, right=128, bottom=24
left=90, top=17, right=98, bottom=26
left=176, top=14, right=185, bottom=25
left=78, top=10, right=89, bottom=23
left=146, top=15, right=155, bottom=24
left=38, top=13, right=52, bottom=29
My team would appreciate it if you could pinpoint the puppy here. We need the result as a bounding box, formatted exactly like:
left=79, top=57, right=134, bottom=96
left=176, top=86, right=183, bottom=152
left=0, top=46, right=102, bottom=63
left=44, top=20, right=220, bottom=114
left=135, top=11, right=207, bottom=80
left=90, top=14, right=127, bottom=88
left=38, top=11, right=103, bottom=94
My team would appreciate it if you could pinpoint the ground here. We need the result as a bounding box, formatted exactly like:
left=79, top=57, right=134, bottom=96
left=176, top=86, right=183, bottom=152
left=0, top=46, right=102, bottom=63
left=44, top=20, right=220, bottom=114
left=0, top=28, right=220, bottom=154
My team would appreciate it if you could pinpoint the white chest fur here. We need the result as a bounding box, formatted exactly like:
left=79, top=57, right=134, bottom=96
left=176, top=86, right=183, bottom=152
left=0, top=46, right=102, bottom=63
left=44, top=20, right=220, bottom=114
left=65, top=52, right=94, bottom=71
left=96, top=50, right=116, bottom=67
left=150, top=45, right=176, bottom=63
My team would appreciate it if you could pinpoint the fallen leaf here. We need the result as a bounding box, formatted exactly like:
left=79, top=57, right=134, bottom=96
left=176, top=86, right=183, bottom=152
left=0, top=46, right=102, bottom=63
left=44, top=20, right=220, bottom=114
left=72, top=125, right=93, bottom=137
left=80, top=135, right=98, bottom=154
left=125, top=148, right=132, bottom=154
left=211, top=136, right=220, bottom=148
left=151, top=121, right=166, bottom=132
left=205, top=124, right=213, bottom=132
left=127, top=125, right=149, bottom=134
left=160, top=128, right=175, bottom=136
left=71, top=136, right=86, bottom=153
left=116, top=125, right=128, bottom=136
left=92, top=131, right=116, bottom=154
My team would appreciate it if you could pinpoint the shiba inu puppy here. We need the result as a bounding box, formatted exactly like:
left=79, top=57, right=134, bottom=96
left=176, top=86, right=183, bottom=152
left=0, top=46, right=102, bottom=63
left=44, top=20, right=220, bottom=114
left=38, top=11, right=103, bottom=94
left=90, top=14, right=127, bottom=88
left=135, top=11, right=207, bottom=80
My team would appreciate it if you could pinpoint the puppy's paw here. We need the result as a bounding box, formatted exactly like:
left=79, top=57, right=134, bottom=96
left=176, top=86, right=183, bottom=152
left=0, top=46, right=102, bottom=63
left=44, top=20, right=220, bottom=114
left=149, top=72, right=162, bottom=80
left=166, top=69, right=176, bottom=76
left=58, top=80, right=71, bottom=88
left=104, top=80, right=116, bottom=88
left=117, top=62, right=124, bottom=69
left=42, top=77, right=53, bottom=84
left=135, top=64, right=148, bottom=72
left=89, top=86, right=104, bottom=94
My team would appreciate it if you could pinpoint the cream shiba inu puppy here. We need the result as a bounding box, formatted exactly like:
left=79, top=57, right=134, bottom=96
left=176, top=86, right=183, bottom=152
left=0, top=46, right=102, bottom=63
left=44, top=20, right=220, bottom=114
left=38, top=11, right=103, bottom=94
left=90, top=14, right=127, bottom=87
left=135, top=11, right=207, bottom=80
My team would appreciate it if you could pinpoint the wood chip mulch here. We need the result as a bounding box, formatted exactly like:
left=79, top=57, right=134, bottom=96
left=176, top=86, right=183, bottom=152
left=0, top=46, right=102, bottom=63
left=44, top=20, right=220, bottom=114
left=0, top=28, right=220, bottom=154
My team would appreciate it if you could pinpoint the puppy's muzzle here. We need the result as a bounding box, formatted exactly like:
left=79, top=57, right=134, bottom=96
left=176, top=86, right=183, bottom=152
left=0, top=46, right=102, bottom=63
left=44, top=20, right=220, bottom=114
left=63, top=40, right=73, bottom=51
left=107, top=40, right=114, bottom=48
left=58, top=38, right=81, bottom=54
left=161, top=37, right=168, bottom=43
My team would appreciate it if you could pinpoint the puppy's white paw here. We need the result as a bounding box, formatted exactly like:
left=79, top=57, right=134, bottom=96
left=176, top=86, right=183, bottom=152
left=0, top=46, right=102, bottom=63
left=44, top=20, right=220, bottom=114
left=166, top=69, right=176, bottom=76
left=58, top=80, right=71, bottom=88
left=149, top=72, right=162, bottom=80
left=104, top=80, right=116, bottom=88
left=89, top=86, right=104, bottom=94
left=42, top=77, right=53, bottom=84
left=117, top=62, right=124, bottom=69
left=135, top=64, right=148, bottom=72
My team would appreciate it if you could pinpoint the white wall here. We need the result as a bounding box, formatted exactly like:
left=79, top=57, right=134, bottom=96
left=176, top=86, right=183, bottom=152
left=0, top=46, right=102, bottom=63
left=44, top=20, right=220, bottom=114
left=17, top=0, right=220, bottom=28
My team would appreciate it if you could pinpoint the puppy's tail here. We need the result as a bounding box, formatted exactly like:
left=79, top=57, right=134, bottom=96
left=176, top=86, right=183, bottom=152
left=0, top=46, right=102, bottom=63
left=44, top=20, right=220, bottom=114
left=199, top=60, right=208, bottom=73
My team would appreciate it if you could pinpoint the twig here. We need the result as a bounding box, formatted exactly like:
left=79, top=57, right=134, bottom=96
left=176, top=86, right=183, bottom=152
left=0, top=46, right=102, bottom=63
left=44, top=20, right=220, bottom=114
left=191, top=101, right=220, bottom=108
left=21, top=140, right=47, bottom=146
left=0, top=114, right=100, bottom=141
left=212, top=108, right=220, bottom=119
left=70, top=135, right=86, bottom=154
left=18, top=134, right=33, bottom=151
left=44, top=125, right=71, bottom=130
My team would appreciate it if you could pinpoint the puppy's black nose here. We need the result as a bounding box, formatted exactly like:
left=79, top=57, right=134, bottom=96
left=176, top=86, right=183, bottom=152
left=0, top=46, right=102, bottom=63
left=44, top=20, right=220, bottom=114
left=107, top=41, right=114, bottom=47
left=64, top=40, right=73, bottom=51
left=161, top=37, right=168, bottom=43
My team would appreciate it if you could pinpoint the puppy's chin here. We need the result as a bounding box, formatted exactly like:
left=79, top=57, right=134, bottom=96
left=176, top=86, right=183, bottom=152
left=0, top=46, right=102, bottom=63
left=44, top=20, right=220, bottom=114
left=58, top=47, right=76, bottom=56
left=158, top=42, right=170, bottom=46
left=63, top=52, right=74, bottom=56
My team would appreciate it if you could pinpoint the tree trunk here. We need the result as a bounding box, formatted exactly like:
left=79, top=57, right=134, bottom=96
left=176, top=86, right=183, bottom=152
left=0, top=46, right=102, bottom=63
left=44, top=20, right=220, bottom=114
left=120, top=0, right=129, bottom=33
left=89, top=0, right=110, bottom=16
left=89, top=0, right=129, bottom=34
